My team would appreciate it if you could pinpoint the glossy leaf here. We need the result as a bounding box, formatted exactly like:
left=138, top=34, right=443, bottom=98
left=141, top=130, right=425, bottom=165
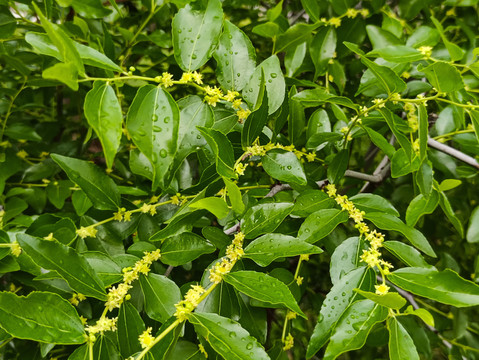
left=214, top=20, right=256, bottom=91
left=224, top=178, right=245, bottom=214
left=243, top=55, right=285, bottom=114
left=244, top=234, right=323, bottom=267
left=160, top=232, right=215, bottom=266
left=330, top=237, right=367, bottom=285
left=51, top=154, right=120, bottom=211
left=310, top=26, right=337, bottom=78
left=139, top=273, right=181, bottom=322
left=354, top=289, right=407, bottom=310
left=292, top=189, right=335, bottom=217
left=189, top=197, right=229, bottom=219
left=0, top=291, right=85, bottom=344
left=84, top=82, right=122, bottom=169
left=388, top=267, right=479, bottom=307
left=383, top=241, right=432, bottom=268
left=306, top=267, right=369, bottom=357
left=288, top=86, right=305, bottom=145
left=298, top=209, right=349, bottom=243
left=198, top=126, right=236, bottom=179
left=224, top=270, right=306, bottom=317
left=261, top=149, right=307, bottom=185
left=17, top=234, right=106, bottom=300
left=467, top=206, right=479, bottom=243
left=419, top=61, right=464, bottom=93
left=388, top=317, right=420, bottom=360
left=367, top=45, right=423, bottom=63
left=172, top=0, right=223, bottom=71
left=323, top=300, right=388, bottom=360
left=364, top=212, right=436, bottom=257
left=405, top=191, right=439, bottom=227
left=126, top=85, right=179, bottom=190
left=241, top=202, right=294, bottom=239
left=350, top=193, right=399, bottom=217
left=117, top=302, right=145, bottom=358
left=242, top=73, right=268, bottom=148
left=189, top=312, right=269, bottom=360
left=275, top=22, right=320, bottom=54
left=438, top=191, right=464, bottom=238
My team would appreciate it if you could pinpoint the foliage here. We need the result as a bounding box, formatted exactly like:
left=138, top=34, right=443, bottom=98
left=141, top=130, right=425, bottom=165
left=1, top=0, right=479, bottom=359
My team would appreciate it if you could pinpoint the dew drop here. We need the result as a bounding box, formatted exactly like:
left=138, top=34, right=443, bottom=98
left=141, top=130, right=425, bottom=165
left=237, top=73, right=241, bottom=77
left=153, top=126, right=162, bottom=132
left=178, top=29, right=182, bottom=33
left=228, top=34, right=233, bottom=39
left=229, top=331, right=236, bottom=338
left=160, top=149, right=168, bottom=158
left=192, top=54, right=197, bottom=59
left=164, top=116, right=170, bottom=124
left=246, top=343, right=253, bottom=350
left=287, top=165, right=292, bottom=170
left=271, top=73, right=277, bottom=78
left=268, top=79, right=272, bottom=83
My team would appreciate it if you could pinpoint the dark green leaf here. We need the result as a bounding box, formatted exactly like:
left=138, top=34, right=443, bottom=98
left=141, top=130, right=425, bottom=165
left=350, top=194, right=399, bottom=217
left=117, top=302, right=145, bottom=358
left=310, top=26, right=337, bottom=78
left=160, top=232, right=215, bottom=266
left=276, top=23, right=320, bottom=54
left=330, top=237, right=367, bottom=285
left=292, top=189, right=335, bottom=217
left=388, top=317, right=420, bottom=360
left=241, top=73, right=269, bottom=148
left=327, top=149, right=349, bottom=184
left=467, top=206, right=479, bottom=243
left=298, top=209, right=349, bottom=243
left=140, top=273, right=181, bottom=322
left=198, top=126, right=236, bottom=179
left=354, top=289, right=407, bottom=309
left=262, top=149, right=307, bottom=185
left=405, top=191, right=439, bottom=227
left=383, top=241, right=432, bottom=268
left=241, top=202, right=294, bottom=239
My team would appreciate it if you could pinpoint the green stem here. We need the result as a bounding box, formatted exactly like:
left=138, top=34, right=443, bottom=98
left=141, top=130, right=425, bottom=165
left=0, top=80, right=26, bottom=143
left=433, top=129, right=475, bottom=140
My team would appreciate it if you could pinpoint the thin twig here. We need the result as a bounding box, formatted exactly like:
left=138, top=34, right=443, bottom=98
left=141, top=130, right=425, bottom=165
left=427, top=137, right=479, bottom=170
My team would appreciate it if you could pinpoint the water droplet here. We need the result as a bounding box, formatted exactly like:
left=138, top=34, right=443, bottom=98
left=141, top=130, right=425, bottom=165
left=237, top=73, right=241, bottom=77
left=196, top=135, right=202, bottom=139
left=188, top=28, right=192, bottom=32
left=229, top=331, right=236, bottom=338
left=304, top=228, right=310, bottom=233
left=333, top=296, right=338, bottom=300
left=197, top=34, right=201, bottom=39
left=246, top=343, right=253, bottom=350
left=347, top=330, right=352, bottom=334
left=160, top=149, right=168, bottom=158
left=190, top=39, right=194, bottom=43
left=192, top=54, right=197, bottom=59
left=287, top=165, right=292, bottom=170
left=152, top=114, right=158, bottom=121
left=153, top=126, right=162, bottom=132
left=178, top=29, right=182, bottom=33
left=331, top=305, right=335, bottom=309
left=228, top=34, right=233, bottom=39
left=268, top=79, right=272, bottom=83
left=164, top=116, right=170, bottom=124
left=138, top=130, right=146, bottom=136
left=271, top=73, right=277, bottom=78
left=225, top=61, right=230, bottom=65
left=342, top=292, right=346, bottom=297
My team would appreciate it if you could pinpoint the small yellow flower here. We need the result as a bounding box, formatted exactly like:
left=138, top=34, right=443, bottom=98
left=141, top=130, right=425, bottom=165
left=205, top=95, right=220, bottom=107
left=192, top=71, right=203, bottom=84
left=232, top=99, right=242, bottom=110
left=179, top=72, right=193, bottom=83
left=16, top=150, right=28, bottom=159
left=372, top=98, right=386, bottom=108
left=300, top=254, right=310, bottom=261
left=43, top=232, right=54, bottom=241
left=234, top=162, right=247, bottom=176
left=401, top=71, right=411, bottom=79
left=305, top=152, right=316, bottom=162
left=223, top=90, right=239, bottom=102
left=375, top=283, right=390, bottom=295
left=236, top=108, right=251, bottom=121
left=76, top=226, right=97, bottom=239
left=139, top=327, right=155, bottom=349
left=283, top=333, right=294, bottom=351
left=198, top=343, right=208, bottom=358
left=286, top=311, right=297, bottom=320
left=86, top=317, right=118, bottom=335
left=346, top=8, right=358, bottom=18
left=328, top=17, right=341, bottom=27
left=161, top=72, right=174, bottom=88
left=360, top=8, right=369, bottom=17
left=296, top=276, right=303, bottom=285
left=10, top=242, right=21, bottom=257
left=123, top=211, right=132, bottom=221
left=140, top=203, right=150, bottom=213
left=418, top=46, right=433, bottom=58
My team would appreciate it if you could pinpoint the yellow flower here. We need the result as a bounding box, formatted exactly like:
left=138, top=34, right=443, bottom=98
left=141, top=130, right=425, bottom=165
left=346, top=8, right=358, bottom=18
left=246, top=144, right=266, bottom=156
left=418, top=46, right=433, bottom=58
left=76, top=226, right=97, bottom=239
left=286, top=311, right=297, bottom=320
left=69, top=293, right=86, bottom=306
left=300, top=254, right=310, bottom=261
left=86, top=317, right=118, bottom=335
left=232, top=99, right=242, bottom=110
left=305, top=152, right=316, bottom=162
left=184, top=284, right=206, bottom=307
left=360, top=8, right=369, bottom=17
left=236, top=108, right=251, bottom=121
left=140, top=203, right=151, bottom=213
left=43, top=232, right=54, bottom=241
left=372, top=98, right=386, bottom=108
left=296, top=276, right=303, bottom=285
left=10, top=242, right=21, bottom=257
left=198, top=343, right=208, bottom=358
left=283, top=333, right=294, bottom=351
left=179, top=72, right=193, bottom=83
left=234, top=162, right=247, bottom=176
left=375, top=283, right=390, bottom=295
left=139, top=327, right=155, bottom=349
left=16, top=150, right=28, bottom=159
left=161, top=72, right=174, bottom=88
left=192, top=71, right=203, bottom=84
left=205, top=95, right=220, bottom=107
left=328, top=17, right=341, bottom=27
left=223, top=90, right=239, bottom=102
left=113, top=207, right=126, bottom=221
left=123, top=211, right=132, bottom=221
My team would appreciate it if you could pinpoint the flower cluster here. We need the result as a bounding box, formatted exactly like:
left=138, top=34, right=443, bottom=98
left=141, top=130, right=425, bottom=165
left=418, top=46, right=433, bottom=59
left=139, top=203, right=157, bottom=216
left=179, top=71, right=203, bottom=85
left=69, top=293, right=86, bottom=306
left=283, top=333, right=294, bottom=351
left=404, top=102, right=418, bottom=132
left=76, top=225, right=98, bottom=239
left=170, top=193, right=188, bottom=206
left=209, top=232, right=245, bottom=284
left=139, top=327, right=155, bottom=349
left=154, top=72, right=174, bottom=88
left=173, top=284, right=206, bottom=321
left=86, top=316, right=118, bottom=337
left=325, top=184, right=392, bottom=294
left=105, top=249, right=161, bottom=311
left=10, top=241, right=21, bottom=257
left=113, top=207, right=133, bottom=221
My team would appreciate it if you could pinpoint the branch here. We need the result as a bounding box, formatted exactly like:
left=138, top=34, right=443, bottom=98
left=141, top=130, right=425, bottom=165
left=428, top=137, right=479, bottom=170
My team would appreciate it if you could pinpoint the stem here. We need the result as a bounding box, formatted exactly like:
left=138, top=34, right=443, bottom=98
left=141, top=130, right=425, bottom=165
left=0, top=80, right=26, bottom=143
left=433, top=129, right=475, bottom=141
left=135, top=319, right=182, bottom=360
left=89, top=340, right=94, bottom=360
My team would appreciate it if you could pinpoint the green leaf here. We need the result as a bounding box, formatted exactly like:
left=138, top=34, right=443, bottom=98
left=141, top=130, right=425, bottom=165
left=224, top=270, right=306, bottom=317
left=364, top=212, right=436, bottom=257
left=243, top=55, right=285, bottom=115
left=241, top=202, right=294, bottom=239
left=430, top=16, right=465, bottom=61
left=275, top=22, right=320, bottom=54
left=403, top=306, right=435, bottom=327
left=51, top=154, right=120, bottom=211
left=42, top=62, right=79, bottom=91
left=261, top=149, right=307, bottom=185
left=139, top=273, right=181, bottom=322
left=470, top=110, right=479, bottom=143
left=292, top=88, right=357, bottom=109
left=418, top=105, right=428, bottom=161
left=69, top=0, right=111, bottom=18
left=391, top=149, right=420, bottom=178
left=292, top=189, right=335, bottom=217
left=330, top=237, right=367, bottom=285
left=406, top=26, right=440, bottom=48
left=288, top=85, right=305, bottom=145
left=367, top=45, right=423, bottom=63
left=298, top=209, right=349, bottom=243
left=418, top=61, right=464, bottom=93
left=126, top=85, right=179, bottom=190
left=354, top=289, right=407, bottom=310
left=242, top=72, right=268, bottom=148
left=72, top=190, right=93, bottom=216
left=17, top=234, right=107, bottom=300
left=323, top=300, right=388, bottom=360
left=189, top=197, right=230, bottom=219
left=46, top=181, right=71, bottom=210
left=83, top=252, right=122, bottom=287
left=84, top=82, right=123, bottom=169
left=383, top=241, right=432, bottom=268
left=378, top=108, right=412, bottom=159
left=32, top=3, right=84, bottom=76
left=327, top=149, right=349, bottom=184
left=224, top=178, right=245, bottom=213
left=266, top=0, right=283, bottom=21
left=405, top=191, right=439, bottom=227
left=438, top=191, right=464, bottom=238
left=306, top=267, right=368, bottom=358
left=244, top=234, right=323, bottom=266
left=310, top=26, right=337, bottom=78
left=467, top=206, right=479, bottom=243
left=300, top=0, right=320, bottom=22
left=388, top=317, right=420, bottom=360
left=198, top=126, right=236, bottom=178
left=160, top=232, right=215, bottom=266
left=350, top=194, right=400, bottom=217
left=388, top=267, right=479, bottom=307
left=366, top=25, right=402, bottom=49
left=438, top=179, right=462, bottom=192
left=25, top=32, right=122, bottom=72
left=0, top=291, right=85, bottom=344
left=363, top=127, right=396, bottom=158
left=213, top=20, right=256, bottom=91
left=172, top=0, right=223, bottom=71
left=285, top=41, right=307, bottom=77
left=306, top=132, right=343, bottom=150
left=417, top=161, right=433, bottom=197
left=117, top=302, right=145, bottom=358
left=252, top=22, right=281, bottom=39
left=189, top=312, right=269, bottom=360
